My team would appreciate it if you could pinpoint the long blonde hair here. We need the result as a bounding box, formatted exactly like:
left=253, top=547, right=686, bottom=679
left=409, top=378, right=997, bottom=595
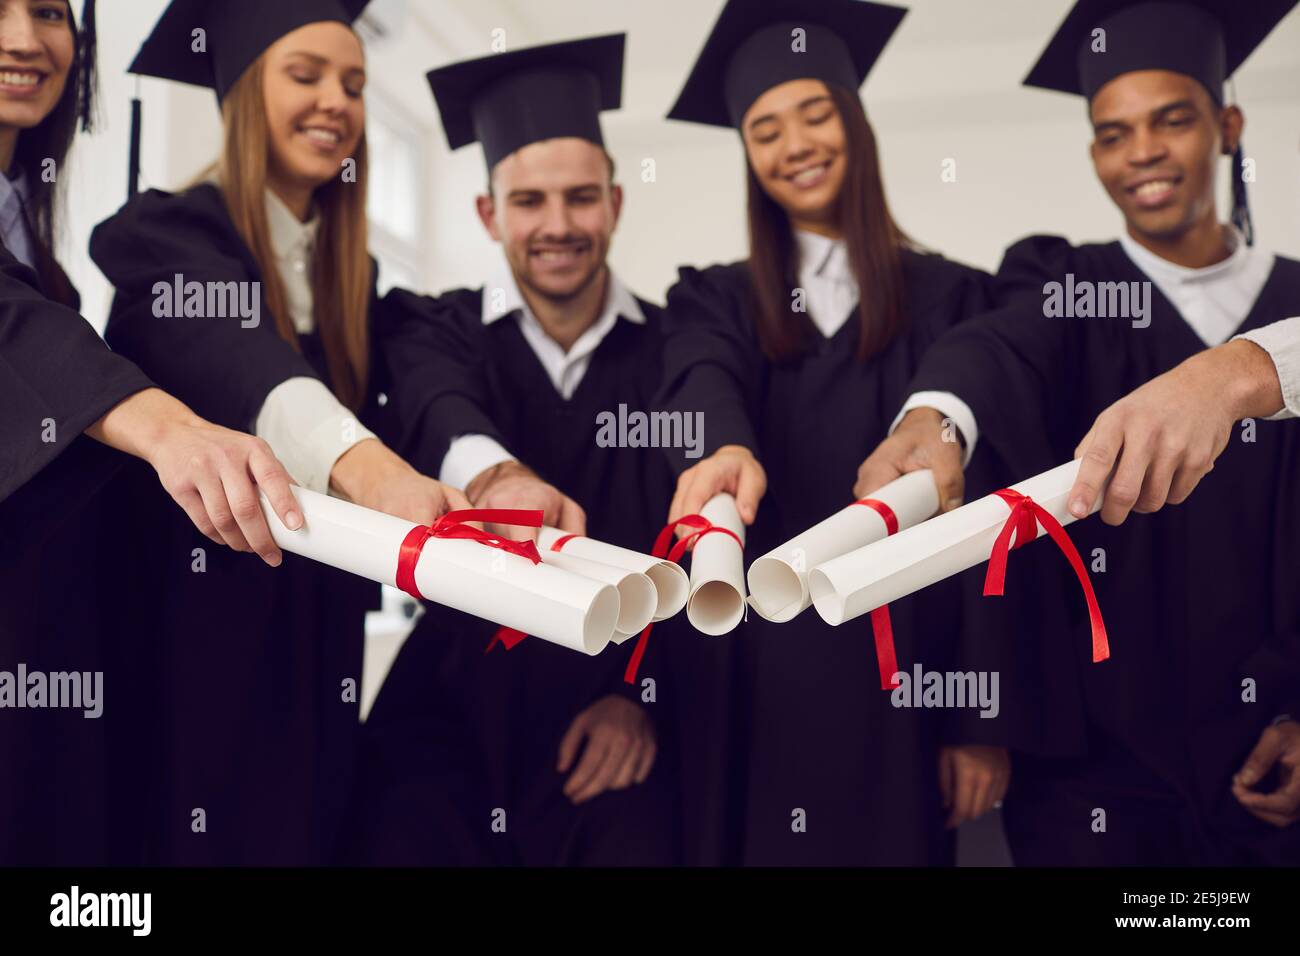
left=216, top=55, right=372, bottom=410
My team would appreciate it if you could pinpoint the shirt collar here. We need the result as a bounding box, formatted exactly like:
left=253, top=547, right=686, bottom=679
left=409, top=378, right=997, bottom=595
left=265, top=189, right=319, bottom=261
left=795, top=228, right=854, bottom=284
left=1118, top=225, right=1256, bottom=286
left=2, top=166, right=29, bottom=205
left=480, top=249, right=645, bottom=328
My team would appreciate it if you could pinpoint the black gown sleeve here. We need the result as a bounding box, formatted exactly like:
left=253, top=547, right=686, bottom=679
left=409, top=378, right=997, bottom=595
left=89, top=187, right=319, bottom=433
left=656, top=264, right=765, bottom=474
left=373, top=287, right=507, bottom=480
left=0, top=247, right=152, bottom=503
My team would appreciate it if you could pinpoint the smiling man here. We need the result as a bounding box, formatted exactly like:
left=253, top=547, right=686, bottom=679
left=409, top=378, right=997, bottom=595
left=856, top=0, right=1300, bottom=866
left=347, top=34, right=681, bottom=867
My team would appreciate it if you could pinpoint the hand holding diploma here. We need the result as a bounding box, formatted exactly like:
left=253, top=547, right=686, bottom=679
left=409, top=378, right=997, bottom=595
left=88, top=387, right=302, bottom=567
left=669, top=444, right=766, bottom=526
left=467, top=459, right=586, bottom=538
left=854, top=407, right=966, bottom=514
left=1069, top=337, right=1287, bottom=525
left=329, top=437, right=472, bottom=525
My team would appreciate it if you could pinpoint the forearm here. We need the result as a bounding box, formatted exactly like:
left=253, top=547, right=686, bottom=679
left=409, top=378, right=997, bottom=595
left=1210, top=338, right=1287, bottom=421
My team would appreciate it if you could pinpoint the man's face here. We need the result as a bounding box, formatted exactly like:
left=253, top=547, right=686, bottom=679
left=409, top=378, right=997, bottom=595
left=1089, top=69, right=1240, bottom=243
left=477, top=137, right=622, bottom=304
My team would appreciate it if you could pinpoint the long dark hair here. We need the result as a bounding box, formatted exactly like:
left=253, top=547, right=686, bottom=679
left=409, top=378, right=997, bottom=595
left=9, top=0, right=97, bottom=307
left=745, top=83, right=910, bottom=363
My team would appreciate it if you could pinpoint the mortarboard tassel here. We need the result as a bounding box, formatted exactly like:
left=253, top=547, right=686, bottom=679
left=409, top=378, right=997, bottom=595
left=128, top=77, right=142, bottom=200
left=77, top=0, right=97, bottom=132
left=1231, top=144, right=1253, bottom=248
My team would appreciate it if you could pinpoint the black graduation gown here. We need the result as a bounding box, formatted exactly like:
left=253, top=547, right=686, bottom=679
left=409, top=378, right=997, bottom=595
left=352, top=285, right=680, bottom=865
left=908, top=235, right=1300, bottom=865
left=0, top=247, right=154, bottom=864
left=657, top=248, right=993, bottom=865
left=87, top=184, right=381, bottom=865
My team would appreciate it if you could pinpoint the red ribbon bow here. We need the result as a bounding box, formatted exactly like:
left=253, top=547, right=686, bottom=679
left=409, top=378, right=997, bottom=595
left=853, top=498, right=903, bottom=690
left=395, top=508, right=544, bottom=602
left=983, top=488, right=1110, bottom=664
left=618, top=515, right=743, bottom=685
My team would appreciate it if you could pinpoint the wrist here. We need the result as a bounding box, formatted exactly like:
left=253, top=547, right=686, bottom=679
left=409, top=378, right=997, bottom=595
left=1219, top=339, right=1285, bottom=420
left=96, top=388, right=202, bottom=464
left=715, top=444, right=757, bottom=462
left=328, top=437, right=397, bottom=502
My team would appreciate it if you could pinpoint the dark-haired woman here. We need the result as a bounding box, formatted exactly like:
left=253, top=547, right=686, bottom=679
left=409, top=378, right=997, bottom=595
left=659, top=1, right=1008, bottom=865
left=0, top=0, right=305, bottom=865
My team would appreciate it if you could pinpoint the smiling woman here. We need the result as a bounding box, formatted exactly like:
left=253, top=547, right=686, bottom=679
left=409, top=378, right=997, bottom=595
left=0, top=0, right=93, bottom=305
left=85, top=0, right=471, bottom=866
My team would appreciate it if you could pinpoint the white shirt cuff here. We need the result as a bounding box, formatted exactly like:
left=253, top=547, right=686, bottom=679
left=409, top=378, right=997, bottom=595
left=255, top=377, right=377, bottom=494
left=890, top=391, right=979, bottom=467
left=1236, top=317, right=1300, bottom=421
left=440, top=434, right=516, bottom=490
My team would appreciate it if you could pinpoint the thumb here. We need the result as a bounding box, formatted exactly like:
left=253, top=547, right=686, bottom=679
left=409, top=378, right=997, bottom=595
left=1237, top=728, right=1286, bottom=787
left=734, top=460, right=765, bottom=525
left=933, top=456, right=966, bottom=513
left=557, top=496, right=587, bottom=537
left=557, top=711, right=589, bottom=772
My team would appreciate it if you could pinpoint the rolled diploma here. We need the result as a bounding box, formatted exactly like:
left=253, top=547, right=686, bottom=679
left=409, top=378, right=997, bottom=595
left=686, top=493, right=747, bottom=636
left=808, top=460, right=1102, bottom=626
left=536, top=526, right=689, bottom=623
left=747, top=470, right=939, bottom=623
left=536, top=549, right=657, bottom=642
left=260, top=488, right=620, bottom=655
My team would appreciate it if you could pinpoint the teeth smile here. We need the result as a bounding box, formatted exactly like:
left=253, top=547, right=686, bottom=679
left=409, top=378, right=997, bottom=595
left=0, top=71, right=41, bottom=87
left=303, top=128, right=342, bottom=146
left=534, top=248, right=586, bottom=261
left=790, top=164, right=828, bottom=185
left=1135, top=180, right=1175, bottom=198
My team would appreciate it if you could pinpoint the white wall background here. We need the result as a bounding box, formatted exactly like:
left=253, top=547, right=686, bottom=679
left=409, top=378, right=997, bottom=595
left=63, top=0, right=1300, bottom=329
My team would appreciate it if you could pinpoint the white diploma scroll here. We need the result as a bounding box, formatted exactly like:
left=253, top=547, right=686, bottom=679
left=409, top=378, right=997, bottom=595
left=260, top=488, right=621, bottom=655
left=536, top=526, right=689, bottom=624
left=536, top=548, right=657, bottom=642
left=686, top=494, right=747, bottom=636
left=808, top=460, right=1102, bottom=626
left=747, top=470, right=939, bottom=623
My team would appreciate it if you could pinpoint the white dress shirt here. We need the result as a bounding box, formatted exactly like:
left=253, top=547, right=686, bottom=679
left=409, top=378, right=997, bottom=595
left=792, top=230, right=980, bottom=466
left=254, top=189, right=376, bottom=493
left=1117, top=228, right=1294, bottom=422
left=0, top=168, right=35, bottom=269
left=439, top=251, right=645, bottom=490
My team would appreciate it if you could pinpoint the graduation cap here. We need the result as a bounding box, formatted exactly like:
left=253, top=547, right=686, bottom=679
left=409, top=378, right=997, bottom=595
left=426, top=34, right=626, bottom=173
left=124, top=0, right=371, bottom=198
left=1024, top=0, right=1298, bottom=246
left=1024, top=0, right=1298, bottom=104
left=667, top=0, right=908, bottom=129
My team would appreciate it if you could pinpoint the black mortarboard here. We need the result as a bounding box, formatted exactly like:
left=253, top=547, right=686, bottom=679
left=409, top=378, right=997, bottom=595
left=129, top=0, right=371, bottom=101
left=1024, top=0, right=1297, bottom=246
left=1024, top=0, right=1298, bottom=105
left=667, top=0, right=907, bottom=129
left=426, top=34, right=625, bottom=173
